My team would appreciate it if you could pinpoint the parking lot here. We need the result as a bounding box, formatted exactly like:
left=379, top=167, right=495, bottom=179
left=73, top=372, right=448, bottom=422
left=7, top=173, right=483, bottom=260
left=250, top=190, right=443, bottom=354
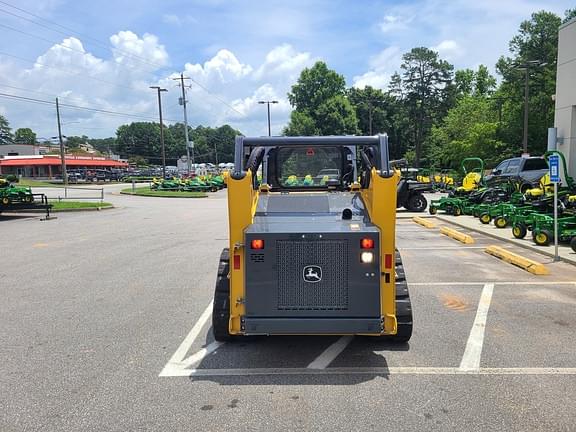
left=2, top=188, right=576, bottom=431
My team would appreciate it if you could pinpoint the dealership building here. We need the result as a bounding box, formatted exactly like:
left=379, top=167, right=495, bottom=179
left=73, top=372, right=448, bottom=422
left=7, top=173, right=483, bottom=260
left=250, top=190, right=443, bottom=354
left=0, top=144, right=127, bottom=177
left=555, top=17, right=576, bottom=175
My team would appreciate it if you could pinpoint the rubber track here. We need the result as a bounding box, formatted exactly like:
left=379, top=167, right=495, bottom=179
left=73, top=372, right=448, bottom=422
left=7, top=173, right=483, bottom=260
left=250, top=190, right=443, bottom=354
left=212, top=248, right=233, bottom=341
left=393, top=250, right=413, bottom=342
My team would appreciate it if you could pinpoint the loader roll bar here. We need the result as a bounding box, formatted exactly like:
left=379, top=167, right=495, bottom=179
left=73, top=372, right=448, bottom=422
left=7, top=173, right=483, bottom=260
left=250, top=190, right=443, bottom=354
left=232, top=134, right=391, bottom=179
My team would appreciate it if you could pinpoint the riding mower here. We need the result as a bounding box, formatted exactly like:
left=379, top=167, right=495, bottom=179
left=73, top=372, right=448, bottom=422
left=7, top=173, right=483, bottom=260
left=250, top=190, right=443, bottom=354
left=433, top=169, right=456, bottom=192
left=157, top=178, right=183, bottom=191
left=473, top=179, right=526, bottom=226
left=183, top=176, right=217, bottom=192
left=429, top=158, right=485, bottom=216
left=0, top=177, right=34, bottom=205
left=529, top=212, right=576, bottom=248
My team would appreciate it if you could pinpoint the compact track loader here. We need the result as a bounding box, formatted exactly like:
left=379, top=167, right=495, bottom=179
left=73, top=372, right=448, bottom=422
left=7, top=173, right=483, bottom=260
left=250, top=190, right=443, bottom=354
left=212, top=135, right=413, bottom=342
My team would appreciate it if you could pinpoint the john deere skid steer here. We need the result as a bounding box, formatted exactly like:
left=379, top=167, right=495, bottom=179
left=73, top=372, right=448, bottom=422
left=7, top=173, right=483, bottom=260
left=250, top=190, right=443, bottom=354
left=212, top=135, right=412, bottom=342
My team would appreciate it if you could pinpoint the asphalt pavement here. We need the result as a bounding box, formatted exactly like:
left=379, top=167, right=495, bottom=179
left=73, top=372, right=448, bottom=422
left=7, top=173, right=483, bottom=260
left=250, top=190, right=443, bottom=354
left=2, top=187, right=576, bottom=431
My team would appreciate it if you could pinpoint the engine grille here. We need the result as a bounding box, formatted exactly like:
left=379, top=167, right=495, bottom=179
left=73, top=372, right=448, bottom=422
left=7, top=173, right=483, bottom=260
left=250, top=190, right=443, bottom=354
left=276, top=240, right=349, bottom=310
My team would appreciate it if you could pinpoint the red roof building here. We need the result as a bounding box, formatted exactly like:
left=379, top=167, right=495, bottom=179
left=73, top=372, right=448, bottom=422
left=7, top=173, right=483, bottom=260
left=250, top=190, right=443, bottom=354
left=0, top=155, right=128, bottom=178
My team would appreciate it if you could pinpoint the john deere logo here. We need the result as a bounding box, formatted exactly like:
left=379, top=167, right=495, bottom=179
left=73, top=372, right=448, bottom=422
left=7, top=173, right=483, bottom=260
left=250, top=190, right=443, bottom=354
left=303, top=265, right=322, bottom=283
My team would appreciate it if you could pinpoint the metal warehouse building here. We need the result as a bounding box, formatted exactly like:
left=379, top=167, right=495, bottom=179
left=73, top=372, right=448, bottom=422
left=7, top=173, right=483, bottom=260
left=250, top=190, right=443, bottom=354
left=555, top=17, right=576, bottom=175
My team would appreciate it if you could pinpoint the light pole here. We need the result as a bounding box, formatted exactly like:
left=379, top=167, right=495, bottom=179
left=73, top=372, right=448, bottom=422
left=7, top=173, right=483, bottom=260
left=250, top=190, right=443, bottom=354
left=150, top=86, right=168, bottom=178
left=258, top=100, right=278, bottom=136
left=514, top=60, right=547, bottom=154
left=360, top=99, right=385, bottom=135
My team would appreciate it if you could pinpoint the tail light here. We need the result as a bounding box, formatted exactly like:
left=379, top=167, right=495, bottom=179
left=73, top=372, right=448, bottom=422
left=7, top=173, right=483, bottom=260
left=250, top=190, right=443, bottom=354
left=251, top=239, right=264, bottom=249
left=361, top=238, right=374, bottom=249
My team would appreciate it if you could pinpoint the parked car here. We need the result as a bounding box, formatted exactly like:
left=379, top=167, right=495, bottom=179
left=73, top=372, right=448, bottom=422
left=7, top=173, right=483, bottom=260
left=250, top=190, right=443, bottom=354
left=485, top=156, right=549, bottom=192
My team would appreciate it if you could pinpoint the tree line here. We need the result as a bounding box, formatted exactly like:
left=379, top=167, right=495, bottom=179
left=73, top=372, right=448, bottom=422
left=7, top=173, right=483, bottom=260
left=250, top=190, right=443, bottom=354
left=285, top=9, right=576, bottom=168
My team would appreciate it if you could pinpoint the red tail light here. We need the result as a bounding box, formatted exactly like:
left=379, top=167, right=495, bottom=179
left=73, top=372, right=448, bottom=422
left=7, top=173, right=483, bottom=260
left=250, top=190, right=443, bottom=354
left=361, top=238, right=374, bottom=249
left=251, top=239, right=264, bottom=249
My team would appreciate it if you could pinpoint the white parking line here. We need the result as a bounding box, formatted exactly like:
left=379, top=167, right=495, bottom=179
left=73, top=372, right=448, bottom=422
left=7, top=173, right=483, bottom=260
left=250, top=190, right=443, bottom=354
left=159, top=301, right=215, bottom=377
left=400, top=246, right=486, bottom=250
left=409, top=281, right=576, bottom=286
left=307, top=336, right=354, bottom=369
left=162, top=367, right=576, bottom=377
left=459, top=283, right=494, bottom=372
left=182, top=341, right=223, bottom=367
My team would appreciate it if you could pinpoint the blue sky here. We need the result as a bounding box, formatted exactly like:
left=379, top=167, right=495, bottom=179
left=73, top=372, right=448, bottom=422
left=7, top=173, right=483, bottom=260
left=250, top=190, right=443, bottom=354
left=0, top=0, right=573, bottom=140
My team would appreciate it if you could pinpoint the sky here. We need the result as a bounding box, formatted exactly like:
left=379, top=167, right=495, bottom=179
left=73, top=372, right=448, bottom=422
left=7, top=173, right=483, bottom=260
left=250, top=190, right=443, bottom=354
left=0, top=0, right=573, bottom=140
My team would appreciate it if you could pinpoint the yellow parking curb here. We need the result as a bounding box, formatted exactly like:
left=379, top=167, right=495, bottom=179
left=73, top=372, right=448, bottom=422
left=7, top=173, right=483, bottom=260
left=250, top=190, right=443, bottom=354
left=485, top=245, right=549, bottom=275
left=440, top=226, right=475, bottom=244
left=413, top=216, right=436, bottom=228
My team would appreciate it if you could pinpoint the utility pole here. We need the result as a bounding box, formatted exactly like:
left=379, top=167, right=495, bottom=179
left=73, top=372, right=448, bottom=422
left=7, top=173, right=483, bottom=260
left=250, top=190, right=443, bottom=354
left=173, top=73, right=193, bottom=173
left=150, top=86, right=168, bottom=178
left=55, top=97, right=67, bottom=186
left=258, top=100, right=278, bottom=136
left=368, top=101, right=373, bottom=135
left=514, top=60, right=547, bottom=154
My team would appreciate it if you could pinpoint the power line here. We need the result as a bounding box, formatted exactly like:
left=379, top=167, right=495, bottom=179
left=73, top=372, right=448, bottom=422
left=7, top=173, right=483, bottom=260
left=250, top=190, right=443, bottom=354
left=0, top=92, right=181, bottom=122
left=0, top=0, right=245, bottom=117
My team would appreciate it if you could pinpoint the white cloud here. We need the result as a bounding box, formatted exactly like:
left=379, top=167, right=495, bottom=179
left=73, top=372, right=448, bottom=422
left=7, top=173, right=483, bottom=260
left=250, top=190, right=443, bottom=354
left=0, top=36, right=314, bottom=140
left=162, top=14, right=198, bottom=26
left=352, top=46, right=403, bottom=89
left=253, top=44, right=314, bottom=81
left=379, top=14, right=413, bottom=33
left=184, top=49, right=253, bottom=88
left=431, top=39, right=465, bottom=60
left=110, top=31, right=169, bottom=68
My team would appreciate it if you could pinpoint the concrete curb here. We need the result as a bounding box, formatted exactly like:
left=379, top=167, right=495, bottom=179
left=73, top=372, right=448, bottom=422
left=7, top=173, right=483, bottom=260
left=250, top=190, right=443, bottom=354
left=440, top=226, right=475, bottom=244
left=485, top=245, right=549, bottom=275
left=436, top=215, right=576, bottom=266
left=119, top=191, right=208, bottom=198
left=17, top=205, right=115, bottom=213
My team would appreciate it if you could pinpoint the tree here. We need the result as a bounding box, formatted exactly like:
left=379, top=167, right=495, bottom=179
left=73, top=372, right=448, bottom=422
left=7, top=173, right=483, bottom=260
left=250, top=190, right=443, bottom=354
left=474, top=65, right=497, bottom=97
left=564, top=8, right=576, bottom=23
left=187, top=124, right=242, bottom=163
left=14, top=128, right=37, bottom=145
left=397, top=47, right=454, bottom=166
left=495, top=11, right=562, bottom=154
left=284, top=111, right=319, bottom=136
left=88, top=137, right=116, bottom=155
left=0, top=115, right=13, bottom=144
left=65, top=135, right=89, bottom=149
left=347, top=86, right=406, bottom=158
left=454, top=66, right=496, bottom=98
left=116, top=122, right=176, bottom=164
left=285, top=61, right=359, bottom=136
left=288, top=61, right=346, bottom=112
left=428, top=97, right=510, bottom=168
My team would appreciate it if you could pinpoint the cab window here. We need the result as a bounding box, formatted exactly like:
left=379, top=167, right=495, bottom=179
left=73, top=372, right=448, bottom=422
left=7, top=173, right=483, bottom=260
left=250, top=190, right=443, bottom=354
left=277, top=146, right=342, bottom=188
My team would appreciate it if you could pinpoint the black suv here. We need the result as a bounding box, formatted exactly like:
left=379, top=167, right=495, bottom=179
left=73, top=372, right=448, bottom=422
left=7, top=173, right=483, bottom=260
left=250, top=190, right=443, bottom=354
left=485, top=157, right=548, bottom=192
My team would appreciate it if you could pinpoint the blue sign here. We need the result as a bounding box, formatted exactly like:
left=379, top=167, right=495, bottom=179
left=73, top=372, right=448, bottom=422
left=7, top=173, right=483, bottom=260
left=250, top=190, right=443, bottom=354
left=549, top=154, right=560, bottom=183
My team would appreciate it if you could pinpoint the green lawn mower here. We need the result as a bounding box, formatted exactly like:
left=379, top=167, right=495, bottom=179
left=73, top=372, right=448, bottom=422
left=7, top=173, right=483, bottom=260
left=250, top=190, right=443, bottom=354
left=0, top=178, right=34, bottom=205
left=429, top=158, right=486, bottom=216
left=530, top=212, right=576, bottom=249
